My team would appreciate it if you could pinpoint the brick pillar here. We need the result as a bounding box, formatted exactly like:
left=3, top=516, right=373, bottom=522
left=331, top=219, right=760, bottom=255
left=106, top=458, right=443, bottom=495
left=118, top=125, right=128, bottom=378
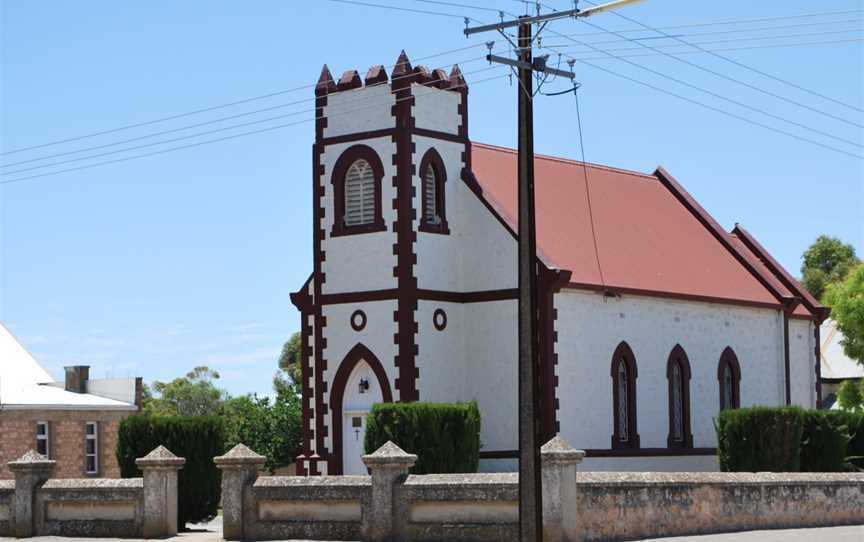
left=214, top=444, right=266, bottom=541
left=541, top=435, right=585, bottom=542
left=136, top=445, right=185, bottom=538
left=362, top=441, right=416, bottom=542
left=8, top=450, right=55, bottom=538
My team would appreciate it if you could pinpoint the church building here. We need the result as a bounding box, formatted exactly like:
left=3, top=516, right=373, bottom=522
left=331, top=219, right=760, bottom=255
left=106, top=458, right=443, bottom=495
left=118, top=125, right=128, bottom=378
left=290, top=52, right=829, bottom=475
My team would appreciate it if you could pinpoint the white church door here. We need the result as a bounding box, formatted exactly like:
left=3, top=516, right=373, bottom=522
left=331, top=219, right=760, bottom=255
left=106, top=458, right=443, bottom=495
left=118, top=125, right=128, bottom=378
left=341, top=360, right=383, bottom=475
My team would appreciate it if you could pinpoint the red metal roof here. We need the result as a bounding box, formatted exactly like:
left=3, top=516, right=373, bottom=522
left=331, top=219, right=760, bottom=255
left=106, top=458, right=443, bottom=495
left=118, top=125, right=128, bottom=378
left=470, top=142, right=786, bottom=309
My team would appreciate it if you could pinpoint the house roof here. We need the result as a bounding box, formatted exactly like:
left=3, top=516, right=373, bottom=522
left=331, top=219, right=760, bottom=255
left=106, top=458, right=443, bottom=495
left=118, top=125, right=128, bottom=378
left=470, top=143, right=800, bottom=310
left=0, top=323, right=137, bottom=410
left=820, top=319, right=864, bottom=380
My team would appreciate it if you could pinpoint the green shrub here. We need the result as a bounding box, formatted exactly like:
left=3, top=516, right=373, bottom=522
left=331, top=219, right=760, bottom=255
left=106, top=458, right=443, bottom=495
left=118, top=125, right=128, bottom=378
left=364, top=401, right=481, bottom=474
left=799, top=410, right=851, bottom=472
left=716, top=406, right=804, bottom=472
left=117, top=415, right=224, bottom=527
left=832, top=410, right=864, bottom=470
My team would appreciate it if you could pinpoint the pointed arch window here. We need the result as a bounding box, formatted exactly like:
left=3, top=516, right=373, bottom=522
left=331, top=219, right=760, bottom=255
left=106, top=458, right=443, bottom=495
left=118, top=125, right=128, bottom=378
left=718, top=347, right=742, bottom=411
left=331, top=145, right=385, bottom=237
left=611, top=341, right=639, bottom=449
left=666, top=344, right=693, bottom=448
left=419, top=148, right=449, bottom=234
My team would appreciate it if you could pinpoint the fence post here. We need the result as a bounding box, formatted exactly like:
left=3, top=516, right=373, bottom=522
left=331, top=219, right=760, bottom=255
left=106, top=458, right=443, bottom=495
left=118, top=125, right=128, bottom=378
left=541, top=435, right=585, bottom=542
left=214, top=444, right=266, bottom=541
left=8, top=450, right=55, bottom=538
left=362, top=441, right=417, bottom=542
left=136, top=445, right=185, bottom=538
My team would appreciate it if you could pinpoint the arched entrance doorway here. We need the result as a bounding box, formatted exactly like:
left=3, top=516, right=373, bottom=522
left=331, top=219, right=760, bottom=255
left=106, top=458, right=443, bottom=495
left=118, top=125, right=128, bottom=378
left=329, top=343, right=393, bottom=475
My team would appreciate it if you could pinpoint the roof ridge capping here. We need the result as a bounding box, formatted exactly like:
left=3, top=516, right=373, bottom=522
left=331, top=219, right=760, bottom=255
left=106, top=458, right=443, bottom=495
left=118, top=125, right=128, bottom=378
left=470, top=142, right=655, bottom=180
left=731, top=223, right=829, bottom=322
left=652, top=166, right=799, bottom=310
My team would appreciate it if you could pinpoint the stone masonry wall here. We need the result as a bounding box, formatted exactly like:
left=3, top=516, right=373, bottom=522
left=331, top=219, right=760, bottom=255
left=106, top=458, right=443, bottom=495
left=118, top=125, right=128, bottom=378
left=0, top=410, right=129, bottom=479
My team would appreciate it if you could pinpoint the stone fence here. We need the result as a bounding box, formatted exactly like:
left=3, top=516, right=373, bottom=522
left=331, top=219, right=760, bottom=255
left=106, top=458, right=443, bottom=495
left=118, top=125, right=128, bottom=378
left=0, top=446, right=184, bottom=539
left=217, top=437, right=864, bottom=542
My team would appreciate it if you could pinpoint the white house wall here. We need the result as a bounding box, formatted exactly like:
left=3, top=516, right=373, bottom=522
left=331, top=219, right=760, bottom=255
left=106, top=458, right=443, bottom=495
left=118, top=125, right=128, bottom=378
left=320, top=138, right=398, bottom=294
left=555, top=290, right=788, bottom=451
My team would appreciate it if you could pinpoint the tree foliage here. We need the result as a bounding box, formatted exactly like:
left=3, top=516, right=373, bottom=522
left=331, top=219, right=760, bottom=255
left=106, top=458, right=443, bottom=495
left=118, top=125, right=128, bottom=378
left=837, top=379, right=864, bottom=412
left=143, top=366, right=225, bottom=417
left=222, top=380, right=302, bottom=472
left=824, top=264, right=864, bottom=364
left=800, top=235, right=859, bottom=301
left=278, top=332, right=302, bottom=383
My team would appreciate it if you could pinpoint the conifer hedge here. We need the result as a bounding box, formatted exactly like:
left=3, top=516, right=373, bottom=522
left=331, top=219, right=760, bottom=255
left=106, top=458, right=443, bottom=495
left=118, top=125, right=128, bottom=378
left=364, top=401, right=481, bottom=474
left=717, top=406, right=864, bottom=472
left=117, top=415, right=224, bottom=527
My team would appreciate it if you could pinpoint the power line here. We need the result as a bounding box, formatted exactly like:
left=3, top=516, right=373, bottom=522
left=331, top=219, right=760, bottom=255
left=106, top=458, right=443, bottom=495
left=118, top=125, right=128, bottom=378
left=1, top=64, right=504, bottom=177
left=1, top=42, right=489, bottom=156
left=567, top=38, right=864, bottom=62
left=552, top=9, right=863, bottom=38
left=2, top=51, right=503, bottom=170
left=544, top=44, right=862, bottom=160
left=572, top=87, right=605, bottom=288
left=323, top=0, right=478, bottom=21
left=579, top=0, right=864, bottom=115
left=540, top=28, right=862, bottom=149
left=1, top=72, right=509, bottom=185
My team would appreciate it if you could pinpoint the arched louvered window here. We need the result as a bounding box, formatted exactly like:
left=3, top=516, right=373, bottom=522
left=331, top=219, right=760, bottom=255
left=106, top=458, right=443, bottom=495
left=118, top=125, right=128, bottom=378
left=419, top=148, right=449, bottom=234
left=611, top=341, right=639, bottom=449
left=718, top=347, right=741, bottom=411
left=331, top=145, right=385, bottom=237
left=344, top=159, right=376, bottom=226
left=423, top=164, right=439, bottom=224
left=666, top=344, right=693, bottom=448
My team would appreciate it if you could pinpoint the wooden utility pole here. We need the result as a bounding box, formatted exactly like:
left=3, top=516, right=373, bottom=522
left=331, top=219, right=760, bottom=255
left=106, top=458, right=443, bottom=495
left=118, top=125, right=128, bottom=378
left=515, top=19, right=543, bottom=542
left=463, top=2, right=644, bottom=540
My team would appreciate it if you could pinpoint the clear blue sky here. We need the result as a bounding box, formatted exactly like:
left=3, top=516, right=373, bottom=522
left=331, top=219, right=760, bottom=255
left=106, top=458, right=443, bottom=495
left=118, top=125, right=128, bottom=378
left=1, top=0, right=861, bottom=397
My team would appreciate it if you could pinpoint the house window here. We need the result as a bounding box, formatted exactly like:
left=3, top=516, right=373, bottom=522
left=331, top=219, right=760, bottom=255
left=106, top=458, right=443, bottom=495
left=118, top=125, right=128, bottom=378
left=666, top=344, right=693, bottom=448
left=345, top=160, right=376, bottom=226
left=418, top=148, right=449, bottom=234
left=718, top=346, right=741, bottom=411
left=610, top=341, right=639, bottom=449
left=331, top=145, right=385, bottom=237
left=36, top=422, right=50, bottom=458
left=85, top=422, right=99, bottom=474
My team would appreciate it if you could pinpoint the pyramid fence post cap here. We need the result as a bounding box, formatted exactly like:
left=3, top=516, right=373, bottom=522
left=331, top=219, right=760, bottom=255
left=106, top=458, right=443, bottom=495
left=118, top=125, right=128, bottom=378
left=8, top=449, right=56, bottom=471
left=214, top=443, right=267, bottom=468
left=362, top=441, right=418, bottom=467
left=135, top=445, right=186, bottom=469
left=541, top=434, right=585, bottom=464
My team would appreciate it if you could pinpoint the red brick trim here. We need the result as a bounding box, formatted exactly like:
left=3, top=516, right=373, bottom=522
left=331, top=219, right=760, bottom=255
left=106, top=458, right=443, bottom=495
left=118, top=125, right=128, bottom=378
left=814, top=324, right=823, bottom=408
left=565, top=281, right=782, bottom=311
left=329, top=144, right=387, bottom=237
left=611, top=341, right=640, bottom=450
left=350, top=310, right=367, bottom=332
left=318, top=287, right=519, bottom=305
left=390, top=51, right=420, bottom=403
left=718, top=346, right=742, bottom=411
left=539, top=267, right=571, bottom=440
left=329, top=343, right=394, bottom=475
left=666, top=344, right=693, bottom=449
left=418, top=147, right=450, bottom=235
left=432, top=308, right=447, bottom=331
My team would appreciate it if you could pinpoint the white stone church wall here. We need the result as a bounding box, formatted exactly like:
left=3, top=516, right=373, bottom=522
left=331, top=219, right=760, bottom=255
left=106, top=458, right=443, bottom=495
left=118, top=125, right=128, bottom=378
left=555, top=290, right=788, bottom=458
left=319, top=137, right=398, bottom=294
left=412, top=83, right=461, bottom=135
left=416, top=301, right=467, bottom=403
left=321, top=299, right=399, bottom=456
left=789, top=318, right=816, bottom=408
left=324, top=84, right=395, bottom=138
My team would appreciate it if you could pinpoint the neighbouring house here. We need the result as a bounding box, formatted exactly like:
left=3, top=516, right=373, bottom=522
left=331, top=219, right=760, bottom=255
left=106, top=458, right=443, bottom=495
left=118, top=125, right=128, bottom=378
left=290, top=52, right=831, bottom=475
left=819, top=319, right=864, bottom=409
left=0, top=323, right=141, bottom=479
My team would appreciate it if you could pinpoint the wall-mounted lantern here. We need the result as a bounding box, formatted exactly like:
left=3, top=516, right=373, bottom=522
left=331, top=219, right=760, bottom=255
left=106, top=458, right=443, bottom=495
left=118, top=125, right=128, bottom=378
left=359, top=379, right=370, bottom=394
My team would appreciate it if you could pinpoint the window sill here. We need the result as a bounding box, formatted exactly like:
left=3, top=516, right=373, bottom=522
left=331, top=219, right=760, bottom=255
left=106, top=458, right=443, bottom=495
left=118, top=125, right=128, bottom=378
left=330, top=221, right=387, bottom=238
left=611, top=434, right=640, bottom=450
left=419, top=220, right=450, bottom=235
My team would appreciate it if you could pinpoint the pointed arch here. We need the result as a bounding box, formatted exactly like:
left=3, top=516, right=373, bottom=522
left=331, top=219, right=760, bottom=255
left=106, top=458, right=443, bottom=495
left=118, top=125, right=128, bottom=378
left=718, top=346, right=742, bottom=411
left=610, top=341, right=639, bottom=449
left=330, top=145, right=386, bottom=236
left=666, top=344, right=693, bottom=448
left=418, top=147, right=449, bottom=234
left=329, top=343, right=393, bottom=475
